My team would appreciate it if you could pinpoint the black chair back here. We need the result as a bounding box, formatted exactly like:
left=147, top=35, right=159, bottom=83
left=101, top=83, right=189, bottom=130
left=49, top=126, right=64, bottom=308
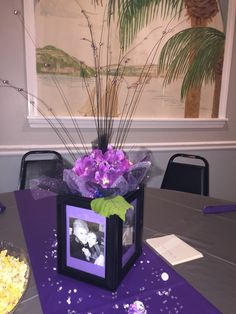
left=19, top=150, right=64, bottom=190
left=161, top=153, right=209, bottom=196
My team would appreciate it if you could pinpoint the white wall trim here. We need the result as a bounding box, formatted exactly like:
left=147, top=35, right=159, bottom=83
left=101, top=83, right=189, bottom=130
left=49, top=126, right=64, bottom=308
left=23, top=0, right=38, bottom=116
left=27, top=116, right=228, bottom=129
left=219, top=0, right=236, bottom=117
left=1, top=141, right=236, bottom=156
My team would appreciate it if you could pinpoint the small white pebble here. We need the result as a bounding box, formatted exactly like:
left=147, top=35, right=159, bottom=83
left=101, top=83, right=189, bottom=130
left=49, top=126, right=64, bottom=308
left=161, top=272, right=169, bottom=281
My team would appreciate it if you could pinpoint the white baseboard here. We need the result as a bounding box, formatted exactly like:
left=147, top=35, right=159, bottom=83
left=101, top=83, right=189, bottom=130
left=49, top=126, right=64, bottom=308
left=1, top=140, right=236, bottom=156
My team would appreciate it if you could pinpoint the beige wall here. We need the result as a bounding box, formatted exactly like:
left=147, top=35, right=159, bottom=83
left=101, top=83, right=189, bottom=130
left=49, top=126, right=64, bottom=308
left=1, top=0, right=236, bottom=201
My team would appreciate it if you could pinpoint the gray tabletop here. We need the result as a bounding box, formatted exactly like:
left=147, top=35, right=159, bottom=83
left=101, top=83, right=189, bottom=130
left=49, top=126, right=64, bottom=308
left=144, top=188, right=236, bottom=314
left=0, top=188, right=236, bottom=314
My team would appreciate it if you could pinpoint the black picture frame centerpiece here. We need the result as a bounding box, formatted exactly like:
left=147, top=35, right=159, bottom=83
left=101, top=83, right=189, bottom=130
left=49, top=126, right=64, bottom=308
left=57, top=185, right=144, bottom=291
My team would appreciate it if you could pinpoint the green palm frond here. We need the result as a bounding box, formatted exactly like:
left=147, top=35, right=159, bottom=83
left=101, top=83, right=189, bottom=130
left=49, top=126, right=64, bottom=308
left=107, top=0, right=184, bottom=48
left=158, top=27, right=225, bottom=99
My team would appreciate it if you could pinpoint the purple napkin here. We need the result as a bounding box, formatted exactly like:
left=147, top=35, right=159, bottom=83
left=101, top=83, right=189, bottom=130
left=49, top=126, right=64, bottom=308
left=203, top=204, right=236, bottom=214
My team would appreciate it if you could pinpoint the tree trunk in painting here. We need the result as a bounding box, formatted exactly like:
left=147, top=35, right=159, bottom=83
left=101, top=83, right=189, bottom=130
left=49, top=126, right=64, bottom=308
left=211, top=56, right=223, bottom=118
left=184, top=19, right=207, bottom=118
left=184, top=0, right=219, bottom=118
left=184, top=85, right=201, bottom=118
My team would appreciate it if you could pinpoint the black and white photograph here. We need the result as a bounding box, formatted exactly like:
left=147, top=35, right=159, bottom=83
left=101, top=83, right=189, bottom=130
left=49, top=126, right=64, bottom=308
left=122, top=202, right=137, bottom=267
left=69, top=217, right=105, bottom=267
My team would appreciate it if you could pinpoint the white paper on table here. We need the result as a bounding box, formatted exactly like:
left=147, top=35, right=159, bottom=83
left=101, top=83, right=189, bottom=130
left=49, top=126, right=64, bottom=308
left=146, top=234, right=203, bottom=265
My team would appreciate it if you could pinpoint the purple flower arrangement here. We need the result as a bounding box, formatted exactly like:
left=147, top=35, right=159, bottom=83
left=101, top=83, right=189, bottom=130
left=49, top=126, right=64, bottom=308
left=64, top=145, right=151, bottom=199
left=73, top=146, right=132, bottom=189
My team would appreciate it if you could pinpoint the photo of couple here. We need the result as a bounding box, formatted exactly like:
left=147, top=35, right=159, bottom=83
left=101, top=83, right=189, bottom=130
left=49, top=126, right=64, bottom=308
left=70, top=218, right=105, bottom=267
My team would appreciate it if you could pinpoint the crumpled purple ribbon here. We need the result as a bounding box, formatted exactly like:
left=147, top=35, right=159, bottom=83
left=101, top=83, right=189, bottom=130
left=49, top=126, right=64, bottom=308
left=28, top=175, right=70, bottom=199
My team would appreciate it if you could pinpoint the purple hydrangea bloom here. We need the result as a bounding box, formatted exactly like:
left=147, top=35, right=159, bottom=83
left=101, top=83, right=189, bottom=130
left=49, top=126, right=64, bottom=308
left=73, top=146, right=132, bottom=189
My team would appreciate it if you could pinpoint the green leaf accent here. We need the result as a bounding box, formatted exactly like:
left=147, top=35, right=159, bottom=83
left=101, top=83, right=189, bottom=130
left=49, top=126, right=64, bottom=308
left=91, top=195, right=133, bottom=221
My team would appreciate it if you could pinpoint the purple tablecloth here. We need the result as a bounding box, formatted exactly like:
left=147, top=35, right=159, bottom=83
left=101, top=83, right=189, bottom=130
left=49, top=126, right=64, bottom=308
left=15, top=190, right=221, bottom=314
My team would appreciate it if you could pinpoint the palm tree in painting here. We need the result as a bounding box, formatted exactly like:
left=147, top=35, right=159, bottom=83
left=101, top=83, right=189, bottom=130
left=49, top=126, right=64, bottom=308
left=95, top=0, right=222, bottom=118
left=181, top=0, right=219, bottom=117
left=158, top=26, right=225, bottom=118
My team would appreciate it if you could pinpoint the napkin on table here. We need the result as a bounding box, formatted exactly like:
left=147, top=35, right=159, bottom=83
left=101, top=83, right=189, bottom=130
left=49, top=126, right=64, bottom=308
left=203, top=204, right=236, bottom=214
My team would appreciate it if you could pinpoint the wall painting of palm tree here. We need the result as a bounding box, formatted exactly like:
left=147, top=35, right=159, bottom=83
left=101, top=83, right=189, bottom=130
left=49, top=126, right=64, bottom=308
left=33, top=0, right=231, bottom=119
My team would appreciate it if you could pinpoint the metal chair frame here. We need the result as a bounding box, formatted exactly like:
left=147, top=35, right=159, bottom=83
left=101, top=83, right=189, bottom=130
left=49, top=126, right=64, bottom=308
left=18, top=150, right=64, bottom=190
left=161, top=153, right=209, bottom=196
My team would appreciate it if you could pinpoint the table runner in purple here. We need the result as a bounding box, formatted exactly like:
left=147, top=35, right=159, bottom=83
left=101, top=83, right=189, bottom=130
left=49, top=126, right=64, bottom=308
left=15, top=190, right=221, bottom=314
